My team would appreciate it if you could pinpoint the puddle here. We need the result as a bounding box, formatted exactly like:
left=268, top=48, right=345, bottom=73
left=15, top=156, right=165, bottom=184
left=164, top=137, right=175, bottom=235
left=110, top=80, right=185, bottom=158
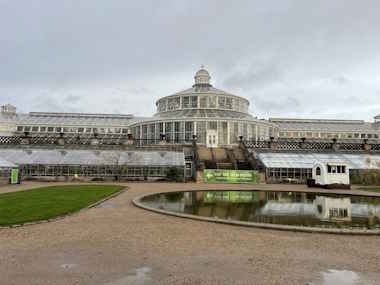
left=321, top=269, right=360, bottom=285
left=307, top=269, right=363, bottom=285
left=61, top=263, right=77, bottom=270
left=95, top=200, right=120, bottom=209
left=104, top=267, right=152, bottom=285
left=96, top=203, right=117, bottom=209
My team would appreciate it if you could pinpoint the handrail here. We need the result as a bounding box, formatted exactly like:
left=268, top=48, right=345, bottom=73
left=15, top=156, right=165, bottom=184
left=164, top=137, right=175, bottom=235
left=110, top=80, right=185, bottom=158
left=243, top=138, right=380, bottom=153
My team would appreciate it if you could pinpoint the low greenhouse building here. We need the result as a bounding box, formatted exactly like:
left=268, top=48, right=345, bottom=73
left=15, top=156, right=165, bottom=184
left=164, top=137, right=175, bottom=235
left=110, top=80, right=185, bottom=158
left=0, top=157, right=17, bottom=184
left=0, top=149, right=185, bottom=181
left=257, top=152, right=380, bottom=184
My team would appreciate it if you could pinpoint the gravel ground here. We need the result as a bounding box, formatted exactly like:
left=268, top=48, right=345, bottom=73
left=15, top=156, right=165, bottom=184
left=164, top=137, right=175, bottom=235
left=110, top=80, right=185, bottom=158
left=0, top=182, right=379, bottom=285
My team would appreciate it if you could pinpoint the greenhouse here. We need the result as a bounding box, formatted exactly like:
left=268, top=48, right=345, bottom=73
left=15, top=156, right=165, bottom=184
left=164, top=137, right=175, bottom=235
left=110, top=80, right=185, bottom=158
left=0, top=149, right=185, bottom=180
left=129, top=67, right=277, bottom=147
left=258, top=152, right=380, bottom=183
left=0, top=157, right=17, bottom=183
left=2, top=67, right=378, bottom=145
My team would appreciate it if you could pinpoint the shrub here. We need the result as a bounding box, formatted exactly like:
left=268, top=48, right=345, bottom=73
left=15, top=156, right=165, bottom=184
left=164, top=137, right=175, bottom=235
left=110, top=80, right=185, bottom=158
left=350, top=170, right=380, bottom=186
left=165, top=192, right=183, bottom=202
left=166, top=167, right=184, bottom=182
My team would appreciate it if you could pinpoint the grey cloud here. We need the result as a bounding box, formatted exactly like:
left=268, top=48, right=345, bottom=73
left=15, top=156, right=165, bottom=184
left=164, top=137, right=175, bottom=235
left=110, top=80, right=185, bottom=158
left=0, top=0, right=380, bottom=120
left=31, top=95, right=69, bottom=113
left=255, top=96, right=303, bottom=117
left=222, top=62, right=283, bottom=91
left=331, top=76, right=350, bottom=85
left=65, top=95, right=81, bottom=103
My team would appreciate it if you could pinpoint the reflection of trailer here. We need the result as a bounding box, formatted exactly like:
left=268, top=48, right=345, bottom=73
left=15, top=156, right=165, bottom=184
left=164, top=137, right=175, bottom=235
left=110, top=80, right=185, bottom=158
left=308, top=162, right=350, bottom=189
left=313, top=196, right=351, bottom=221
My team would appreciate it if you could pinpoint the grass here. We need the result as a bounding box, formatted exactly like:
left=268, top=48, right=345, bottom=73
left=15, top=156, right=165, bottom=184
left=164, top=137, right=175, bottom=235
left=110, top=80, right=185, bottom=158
left=0, top=184, right=124, bottom=226
left=358, top=186, right=380, bottom=193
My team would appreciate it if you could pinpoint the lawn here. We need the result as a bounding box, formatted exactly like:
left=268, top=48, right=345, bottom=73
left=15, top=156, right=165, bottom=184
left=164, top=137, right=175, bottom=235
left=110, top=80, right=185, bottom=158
left=0, top=184, right=124, bottom=226
left=359, top=186, right=380, bottom=193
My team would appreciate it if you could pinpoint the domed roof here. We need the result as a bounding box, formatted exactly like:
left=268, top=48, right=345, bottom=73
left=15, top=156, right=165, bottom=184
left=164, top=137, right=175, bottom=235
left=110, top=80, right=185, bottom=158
left=194, top=65, right=211, bottom=86
left=195, top=67, right=210, bottom=77
left=154, top=109, right=253, bottom=119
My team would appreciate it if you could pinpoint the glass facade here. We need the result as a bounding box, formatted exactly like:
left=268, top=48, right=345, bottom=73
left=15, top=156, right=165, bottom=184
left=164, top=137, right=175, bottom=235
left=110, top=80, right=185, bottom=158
left=278, top=131, right=379, bottom=139
left=3, top=68, right=380, bottom=144
left=131, top=120, right=270, bottom=145
left=155, top=94, right=248, bottom=113
left=266, top=168, right=312, bottom=183
left=129, top=68, right=275, bottom=146
left=11, top=68, right=277, bottom=146
left=18, top=164, right=183, bottom=179
left=16, top=125, right=129, bottom=135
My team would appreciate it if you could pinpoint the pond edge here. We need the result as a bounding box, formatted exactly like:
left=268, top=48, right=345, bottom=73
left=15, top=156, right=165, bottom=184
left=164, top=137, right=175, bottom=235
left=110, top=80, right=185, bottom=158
left=132, top=189, right=380, bottom=236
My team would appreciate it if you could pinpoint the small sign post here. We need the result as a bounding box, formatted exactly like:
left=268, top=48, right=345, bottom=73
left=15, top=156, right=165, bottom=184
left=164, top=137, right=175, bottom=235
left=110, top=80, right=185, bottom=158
left=10, top=168, right=19, bottom=184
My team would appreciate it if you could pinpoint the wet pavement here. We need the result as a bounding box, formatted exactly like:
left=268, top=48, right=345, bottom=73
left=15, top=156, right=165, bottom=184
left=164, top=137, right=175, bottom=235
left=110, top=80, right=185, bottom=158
left=0, top=182, right=379, bottom=285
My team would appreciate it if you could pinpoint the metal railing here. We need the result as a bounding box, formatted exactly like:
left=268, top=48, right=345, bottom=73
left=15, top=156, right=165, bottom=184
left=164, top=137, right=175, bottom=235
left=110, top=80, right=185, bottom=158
left=243, top=138, right=380, bottom=153
left=0, top=134, right=192, bottom=150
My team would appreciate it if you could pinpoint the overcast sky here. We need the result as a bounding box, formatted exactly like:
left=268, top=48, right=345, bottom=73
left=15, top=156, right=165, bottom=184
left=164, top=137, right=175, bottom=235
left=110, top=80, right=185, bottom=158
left=1, top=0, right=379, bottom=121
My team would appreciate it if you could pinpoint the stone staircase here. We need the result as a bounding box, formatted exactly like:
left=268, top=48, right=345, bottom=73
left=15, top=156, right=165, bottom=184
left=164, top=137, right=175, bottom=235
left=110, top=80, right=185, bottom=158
left=196, top=146, right=253, bottom=171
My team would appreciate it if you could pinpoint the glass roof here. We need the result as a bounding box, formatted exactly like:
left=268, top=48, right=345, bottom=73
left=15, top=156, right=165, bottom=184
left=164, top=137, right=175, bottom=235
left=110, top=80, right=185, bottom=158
left=271, top=120, right=377, bottom=132
left=1, top=113, right=141, bottom=127
left=0, top=149, right=185, bottom=167
left=154, top=109, right=253, bottom=119
left=0, top=157, right=16, bottom=168
left=258, top=152, right=380, bottom=169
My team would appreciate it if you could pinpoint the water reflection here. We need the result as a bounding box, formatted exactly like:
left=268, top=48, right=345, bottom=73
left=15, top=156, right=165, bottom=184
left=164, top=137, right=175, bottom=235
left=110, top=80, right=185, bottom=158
left=141, top=191, right=380, bottom=230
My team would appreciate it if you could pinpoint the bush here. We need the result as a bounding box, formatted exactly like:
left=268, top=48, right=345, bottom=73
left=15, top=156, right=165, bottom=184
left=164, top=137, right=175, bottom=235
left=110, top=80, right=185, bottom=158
left=165, top=192, right=183, bottom=202
left=166, top=167, right=184, bottom=182
left=350, top=170, right=380, bottom=186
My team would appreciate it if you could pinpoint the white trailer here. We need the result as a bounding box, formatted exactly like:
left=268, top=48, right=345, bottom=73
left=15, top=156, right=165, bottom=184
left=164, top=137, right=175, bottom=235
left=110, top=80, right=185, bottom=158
left=311, top=162, right=350, bottom=189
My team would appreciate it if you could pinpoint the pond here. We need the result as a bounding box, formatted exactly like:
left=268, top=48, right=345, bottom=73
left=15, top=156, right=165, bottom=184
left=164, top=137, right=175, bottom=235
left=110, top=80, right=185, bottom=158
left=139, top=190, right=380, bottom=230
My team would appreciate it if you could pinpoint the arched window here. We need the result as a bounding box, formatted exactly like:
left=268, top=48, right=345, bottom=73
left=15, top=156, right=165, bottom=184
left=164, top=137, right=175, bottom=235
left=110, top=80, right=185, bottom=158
left=316, top=167, right=321, bottom=176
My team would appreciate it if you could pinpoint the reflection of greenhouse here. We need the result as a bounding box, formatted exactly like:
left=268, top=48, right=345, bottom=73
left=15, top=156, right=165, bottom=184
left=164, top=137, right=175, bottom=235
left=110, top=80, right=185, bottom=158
left=180, top=191, right=380, bottom=228
left=0, top=149, right=185, bottom=180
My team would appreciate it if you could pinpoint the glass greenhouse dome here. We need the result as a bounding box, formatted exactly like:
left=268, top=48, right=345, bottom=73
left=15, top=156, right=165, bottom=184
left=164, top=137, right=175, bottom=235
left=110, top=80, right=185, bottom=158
left=130, top=67, right=277, bottom=147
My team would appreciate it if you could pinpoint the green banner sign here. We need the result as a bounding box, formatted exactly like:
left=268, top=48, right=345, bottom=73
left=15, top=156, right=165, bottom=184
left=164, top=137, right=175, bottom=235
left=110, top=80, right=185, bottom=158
left=203, top=169, right=259, bottom=183
left=11, top=168, right=19, bottom=184
left=203, top=191, right=258, bottom=203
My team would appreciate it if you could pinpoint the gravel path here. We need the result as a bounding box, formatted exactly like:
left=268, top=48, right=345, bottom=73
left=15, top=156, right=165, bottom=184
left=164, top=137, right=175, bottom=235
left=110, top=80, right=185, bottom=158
left=0, top=182, right=379, bottom=285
